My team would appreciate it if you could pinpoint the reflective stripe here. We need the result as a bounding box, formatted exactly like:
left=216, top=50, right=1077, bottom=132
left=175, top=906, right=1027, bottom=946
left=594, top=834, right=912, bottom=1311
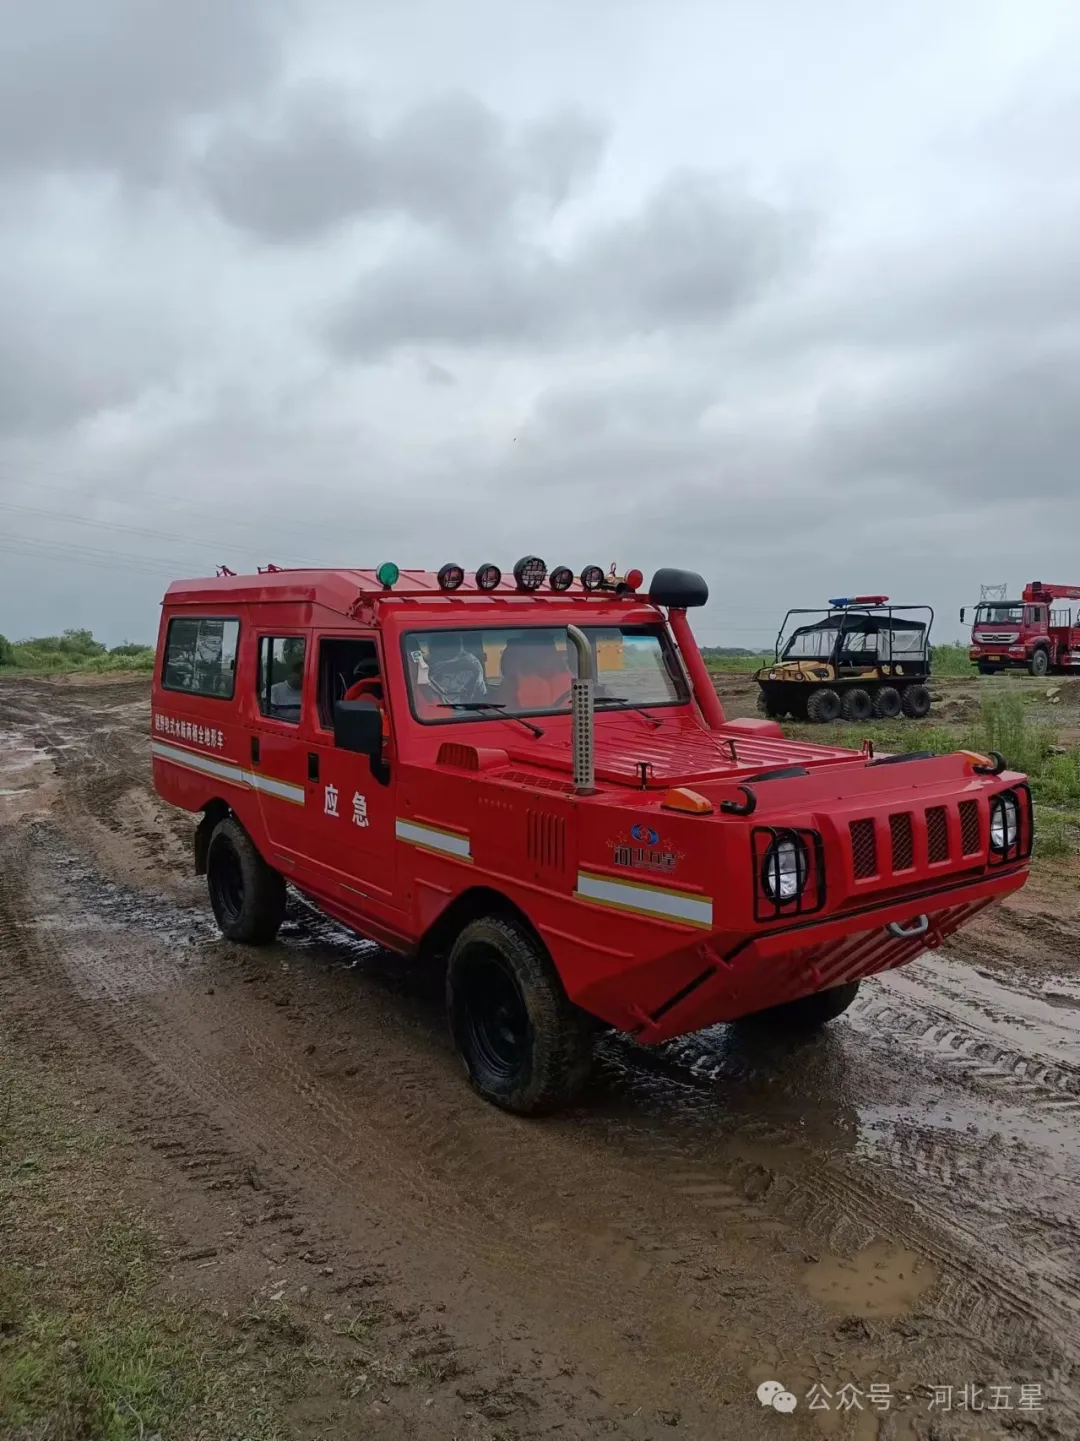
left=395, top=818, right=471, bottom=860
left=151, top=740, right=306, bottom=807
left=574, top=870, right=713, bottom=928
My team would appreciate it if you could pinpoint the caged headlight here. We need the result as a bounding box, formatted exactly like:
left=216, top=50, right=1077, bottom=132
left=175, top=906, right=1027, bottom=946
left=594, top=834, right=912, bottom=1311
left=761, top=834, right=809, bottom=903
left=990, top=792, right=1019, bottom=853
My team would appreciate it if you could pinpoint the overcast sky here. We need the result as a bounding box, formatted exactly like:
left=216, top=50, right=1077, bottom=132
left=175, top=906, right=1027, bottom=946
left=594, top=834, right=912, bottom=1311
left=3, top=0, right=1080, bottom=649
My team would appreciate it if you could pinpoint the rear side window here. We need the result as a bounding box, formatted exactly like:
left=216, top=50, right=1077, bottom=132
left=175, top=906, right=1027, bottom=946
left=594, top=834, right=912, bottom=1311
left=162, top=617, right=239, bottom=698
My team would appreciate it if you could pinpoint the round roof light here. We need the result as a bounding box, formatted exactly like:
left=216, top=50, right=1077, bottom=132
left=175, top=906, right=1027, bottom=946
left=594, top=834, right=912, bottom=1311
left=437, top=562, right=465, bottom=591
left=376, top=561, right=399, bottom=589
left=549, top=565, right=574, bottom=592
left=513, top=555, right=548, bottom=591
left=580, top=564, right=606, bottom=592
left=476, top=563, right=502, bottom=591
left=624, top=568, right=644, bottom=591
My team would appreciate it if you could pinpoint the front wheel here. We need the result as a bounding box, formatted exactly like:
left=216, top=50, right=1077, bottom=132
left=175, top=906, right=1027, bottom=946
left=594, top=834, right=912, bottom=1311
left=738, top=981, right=861, bottom=1032
left=873, top=685, right=902, bottom=718
left=841, top=687, right=874, bottom=722
left=447, top=916, right=593, bottom=1115
left=806, top=687, right=842, bottom=723
left=1030, top=649, right=1049, bottom=677
left=206, top=816, right=286, bottom=944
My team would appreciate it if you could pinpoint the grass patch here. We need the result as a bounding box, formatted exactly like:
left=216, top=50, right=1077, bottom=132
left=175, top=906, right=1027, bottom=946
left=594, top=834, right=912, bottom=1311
left=0, top=629, right=154, bottom=676
left=0, top=1070, right=293, bottom=1441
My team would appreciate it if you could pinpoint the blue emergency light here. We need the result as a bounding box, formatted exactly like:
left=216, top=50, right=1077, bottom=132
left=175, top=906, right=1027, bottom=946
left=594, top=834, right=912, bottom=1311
left=829, top=594, right=889, bottom=608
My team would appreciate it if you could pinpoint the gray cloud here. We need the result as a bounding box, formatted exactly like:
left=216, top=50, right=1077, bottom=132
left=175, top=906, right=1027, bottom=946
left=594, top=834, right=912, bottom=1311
left=325, top=170, right=812, bottom=355
left=0, top=0, right=281, bottom=181
left=199, top=86, right=605, bottom=241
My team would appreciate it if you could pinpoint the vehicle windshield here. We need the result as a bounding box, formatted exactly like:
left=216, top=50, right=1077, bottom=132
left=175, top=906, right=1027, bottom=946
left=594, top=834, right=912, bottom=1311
left=402, top=624, right=689, bottom=722
left=782, top=626, right=839, bottom=660
left=975, top=603, right=1023, bottom=625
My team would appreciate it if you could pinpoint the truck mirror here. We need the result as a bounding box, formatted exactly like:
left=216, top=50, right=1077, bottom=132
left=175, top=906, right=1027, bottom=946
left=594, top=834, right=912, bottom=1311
left=959, top=608, right=965, bottom=623
left=333, top=700, right=388, bottom=782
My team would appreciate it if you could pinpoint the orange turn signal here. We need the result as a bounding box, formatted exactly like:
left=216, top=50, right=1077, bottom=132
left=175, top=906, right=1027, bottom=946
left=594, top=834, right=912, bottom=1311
left=661, top=787, right=713, bottom=815
left=960, top=749, right=993, bottom=770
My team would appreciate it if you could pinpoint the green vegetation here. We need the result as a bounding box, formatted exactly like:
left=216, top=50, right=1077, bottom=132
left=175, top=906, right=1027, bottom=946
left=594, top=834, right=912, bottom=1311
left=0, top=629, right=154, bottom=674
left=702, top=642, right=972, bottom=676
left=790, top=692, right=1080, bottom=859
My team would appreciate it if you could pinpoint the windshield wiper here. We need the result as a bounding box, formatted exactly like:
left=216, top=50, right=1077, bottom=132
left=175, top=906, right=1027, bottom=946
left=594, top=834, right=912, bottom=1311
left=593, top=697, right=663, bottom=728
left=437, top=702, right=545, bottom=738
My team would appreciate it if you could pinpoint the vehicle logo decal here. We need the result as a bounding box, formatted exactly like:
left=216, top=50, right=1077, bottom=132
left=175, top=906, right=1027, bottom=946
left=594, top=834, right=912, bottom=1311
left=574, top=869, right=712, bottom=928
left=395, top=818, right=472, bottom=861
left=630, top=823, right=660, bottom=846
left=150, top=740, right=305, bottom=806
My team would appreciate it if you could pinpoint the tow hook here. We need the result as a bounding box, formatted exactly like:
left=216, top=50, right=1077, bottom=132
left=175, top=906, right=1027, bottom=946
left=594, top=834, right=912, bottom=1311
left=886, top=914, right=930, bottom=940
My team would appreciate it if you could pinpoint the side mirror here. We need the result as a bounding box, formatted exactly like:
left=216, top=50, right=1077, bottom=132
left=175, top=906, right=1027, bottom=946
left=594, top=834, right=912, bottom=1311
left=334, top=700, right=389, bottom=783
left=959, top=608, right=966, bottom=624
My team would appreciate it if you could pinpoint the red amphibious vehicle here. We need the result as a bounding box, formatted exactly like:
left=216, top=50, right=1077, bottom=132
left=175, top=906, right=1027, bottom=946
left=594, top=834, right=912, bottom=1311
left=152, top=559, right=1032, bottom=1113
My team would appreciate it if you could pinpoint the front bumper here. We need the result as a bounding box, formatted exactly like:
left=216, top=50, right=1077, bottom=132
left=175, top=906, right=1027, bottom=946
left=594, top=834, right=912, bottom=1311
left=628, top=867, right=1027, bottom=1044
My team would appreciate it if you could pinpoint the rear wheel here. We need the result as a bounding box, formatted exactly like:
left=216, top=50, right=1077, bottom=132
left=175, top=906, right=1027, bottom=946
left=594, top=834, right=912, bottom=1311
left=447, top=916, right=593, bottom=1115
left=901, top=683, right=932, bottom=718
left=1030, top=648, right=1050, bottom=677
left=873, top=685, right=902, bottom=718
left=738, top=981, right=861, bottom=1032
left=806, top=687, right=842, bottom=723
left=206, top=817, right=286, bottom=944
left=841, top=687, right=874, bottom=722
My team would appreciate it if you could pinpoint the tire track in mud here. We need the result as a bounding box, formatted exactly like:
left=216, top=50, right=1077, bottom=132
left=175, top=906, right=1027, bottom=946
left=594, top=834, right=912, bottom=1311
left=4, top=676, right=1080, bottom=1437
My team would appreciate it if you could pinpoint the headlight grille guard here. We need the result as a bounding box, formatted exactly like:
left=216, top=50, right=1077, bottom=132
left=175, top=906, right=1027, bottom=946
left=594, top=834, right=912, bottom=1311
left=987, top=783, right=1033, bottom=867
left=751, top=826, right=827, bottom=923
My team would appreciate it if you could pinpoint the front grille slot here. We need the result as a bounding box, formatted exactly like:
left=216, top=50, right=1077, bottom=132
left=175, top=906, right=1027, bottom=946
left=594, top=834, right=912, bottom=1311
left=959, top=800, right=981, bottom=855
left=849, top=819, right=878, bottom=879
left=889, top=812, right=914, bottom=871
left=926, top=806, right=949, bottom=863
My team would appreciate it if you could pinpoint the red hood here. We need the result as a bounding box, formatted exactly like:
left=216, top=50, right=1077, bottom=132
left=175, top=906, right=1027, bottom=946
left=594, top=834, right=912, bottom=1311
left=499, top=713, right=863, bottom=789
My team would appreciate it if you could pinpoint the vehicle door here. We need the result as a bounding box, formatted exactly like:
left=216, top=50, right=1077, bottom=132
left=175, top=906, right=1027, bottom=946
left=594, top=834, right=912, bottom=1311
left=249, top=631, right=312, bottom=867
left=302, top=632, right=398, bottom=909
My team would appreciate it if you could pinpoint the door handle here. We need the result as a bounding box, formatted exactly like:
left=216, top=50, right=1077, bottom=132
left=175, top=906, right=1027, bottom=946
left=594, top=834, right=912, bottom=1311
left=308, top=752, right=319, bottom=783
left=250, top=736, right=260, bottom=765
left=886, top=914, right=929, bottom=939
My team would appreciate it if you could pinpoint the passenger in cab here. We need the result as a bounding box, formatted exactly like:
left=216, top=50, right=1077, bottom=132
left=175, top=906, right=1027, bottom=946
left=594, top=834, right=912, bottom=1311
left=499, top=631, right=574, bottom=712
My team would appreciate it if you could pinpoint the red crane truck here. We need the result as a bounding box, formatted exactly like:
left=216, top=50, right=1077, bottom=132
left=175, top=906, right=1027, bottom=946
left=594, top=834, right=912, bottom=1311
left=964, top=582, right=1080, bottom=677
left=152, top=559, right=1033, bottom=1114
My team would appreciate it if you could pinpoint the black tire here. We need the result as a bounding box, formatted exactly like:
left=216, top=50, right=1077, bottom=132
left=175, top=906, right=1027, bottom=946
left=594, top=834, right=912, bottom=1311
left=738, top=981, right=860, bottom=1032
left=447, top=915, right=593, bottom=1115
left=873, top=685, right=902, bottom=718
left=841, top=687, right=873, bottom=722
left=806, top=687, right=842, bottom=723
left=1030, top=648, right=1049, bottom=677
left=757, top=689, right=782, bottom=719
left=206, top=816, right=286, bottom=944
left=977, top=662, right=1000, bottom=676
left=901, top=683, right=932, bottom=718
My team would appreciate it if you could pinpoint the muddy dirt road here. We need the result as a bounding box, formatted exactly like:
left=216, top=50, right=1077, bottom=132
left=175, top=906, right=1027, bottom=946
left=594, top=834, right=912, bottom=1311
left=2, top=675, right=1079, bottom=1439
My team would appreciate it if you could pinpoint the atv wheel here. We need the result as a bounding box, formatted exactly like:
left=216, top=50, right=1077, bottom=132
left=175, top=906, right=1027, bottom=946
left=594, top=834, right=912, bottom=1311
left=806, top=687, right=842, bottom=723
left=1030, top=648, right=1050, bottom=677
left=447, top=916, right=593, bottom=1115
left=206, top=817, right=286, bottom=944
left=757, top=689, right=782, bottom=719
left=738, top=981, right=860, bottom=1032
left=841, top=688, right=874, bottom=722
left=901, top=684, right=932, bottom=719
left=873, top=685, right=902, bottom=719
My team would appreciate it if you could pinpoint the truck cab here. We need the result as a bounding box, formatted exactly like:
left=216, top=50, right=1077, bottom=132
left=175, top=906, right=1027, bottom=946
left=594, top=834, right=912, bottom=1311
left=153, top=560, right=1032, bottom=1114
left=966, top=583, right=1080, bottom=676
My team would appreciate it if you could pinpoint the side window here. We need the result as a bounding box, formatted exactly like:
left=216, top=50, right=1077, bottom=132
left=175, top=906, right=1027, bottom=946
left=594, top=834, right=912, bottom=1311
left=316, top=637, right=382, bottom=728
left=258, top=637, right=307, bottom=724
left=163, top=617, right=239, bottom=698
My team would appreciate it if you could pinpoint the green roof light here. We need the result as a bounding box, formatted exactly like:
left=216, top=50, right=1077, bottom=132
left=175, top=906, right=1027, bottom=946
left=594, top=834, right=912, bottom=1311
left=376, top=561, right=400, bottom=589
